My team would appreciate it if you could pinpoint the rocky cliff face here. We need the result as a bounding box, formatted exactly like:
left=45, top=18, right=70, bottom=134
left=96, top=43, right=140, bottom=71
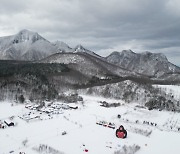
left=106, top=50, right=180, bottom=78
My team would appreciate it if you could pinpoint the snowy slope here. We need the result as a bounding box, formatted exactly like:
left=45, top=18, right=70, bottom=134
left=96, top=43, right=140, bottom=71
left=53, top=41, right=73, bottom=53
left=106, top=50, right=180, bottom=78
left=40, top=52, right=139, bottom=78
left=73, top=44, right=102, bottom=58
left=1, top=94, right=180, bottom=154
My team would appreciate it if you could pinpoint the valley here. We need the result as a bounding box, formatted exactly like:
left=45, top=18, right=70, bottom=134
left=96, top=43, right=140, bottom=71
left=1, top=94, right=180, bottom=154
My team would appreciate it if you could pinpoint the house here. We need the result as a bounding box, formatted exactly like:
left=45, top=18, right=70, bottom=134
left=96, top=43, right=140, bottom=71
left=4, top=120, right=15, bottom=127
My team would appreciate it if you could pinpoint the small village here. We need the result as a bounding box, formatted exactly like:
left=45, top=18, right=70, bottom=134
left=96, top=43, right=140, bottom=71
left=0, top=98, right=79, bottom=130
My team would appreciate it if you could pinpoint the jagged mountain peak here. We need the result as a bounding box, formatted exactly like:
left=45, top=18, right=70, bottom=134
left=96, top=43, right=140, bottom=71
left=54, top=41, right=69, bottom=47
left=0, top=29, right=56, bottom=61
left=109, top=50, right=135, bottom=57
left=121, top=49, right=135, bottom=54
left=108, top=50, right=168, bottom=62
left=74, top=44, right=87, bottom=52
left=14, top=29, right=45, bottom=44
left=18, top=29, right=35, bottom=35
left=73, top=44, right=101, bottom=58
left=53, top=41, right=72, bottom=52
left=106, top=50, right=180, bottom=78
left=110, top=51, right=119, bottom=55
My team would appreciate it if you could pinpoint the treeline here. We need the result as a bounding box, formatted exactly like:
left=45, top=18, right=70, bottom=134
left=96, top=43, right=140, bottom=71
left=0, top=61, right=70, bottom=101
left=0, top=60, right=69, bottom=77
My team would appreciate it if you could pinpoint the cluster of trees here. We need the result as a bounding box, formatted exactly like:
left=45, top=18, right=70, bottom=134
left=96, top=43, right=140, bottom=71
left=58, top=93, right=83, bottom=103
left=33, top=144, right=64, bottom=154
left=114, top=144, right=140, bottom=154
left=0, top=61, right=69, bottom=77
left=83, top=80, right=180, bottom=112
left=145, top=96, right=177, bottom=111
left=0, top=61, right=70, bottom=102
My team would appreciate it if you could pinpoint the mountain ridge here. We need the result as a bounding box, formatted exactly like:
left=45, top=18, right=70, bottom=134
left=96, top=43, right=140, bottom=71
left=106, top=50, right=180, bottom=78
left=0, top=29, right=98, bottom=61
left=0, top=29, right=180, bottom=81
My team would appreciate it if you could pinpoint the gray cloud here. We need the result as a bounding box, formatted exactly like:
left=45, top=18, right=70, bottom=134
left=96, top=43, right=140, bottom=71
left=0, top=0, right=180, bottom=66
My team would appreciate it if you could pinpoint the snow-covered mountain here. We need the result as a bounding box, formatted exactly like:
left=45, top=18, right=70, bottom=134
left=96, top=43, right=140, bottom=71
left=52, top=42, right=100, bottom=57
left=106, top=50, right=180, bottom=78
left=1, top=29, right=180, bottom=84
left=0, top=30, right=100, bottom=61
left=1, top=29, right=179, bottom=80
left=0, top=29, right=60, bottom=61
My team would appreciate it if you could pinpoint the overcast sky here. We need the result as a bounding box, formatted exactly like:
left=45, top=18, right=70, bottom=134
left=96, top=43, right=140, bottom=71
left=0, top=0, right=180, bottom=66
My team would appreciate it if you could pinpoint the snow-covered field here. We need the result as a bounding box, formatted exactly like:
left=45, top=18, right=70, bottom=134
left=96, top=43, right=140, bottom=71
left=1, top=94, right=180, bottom=154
